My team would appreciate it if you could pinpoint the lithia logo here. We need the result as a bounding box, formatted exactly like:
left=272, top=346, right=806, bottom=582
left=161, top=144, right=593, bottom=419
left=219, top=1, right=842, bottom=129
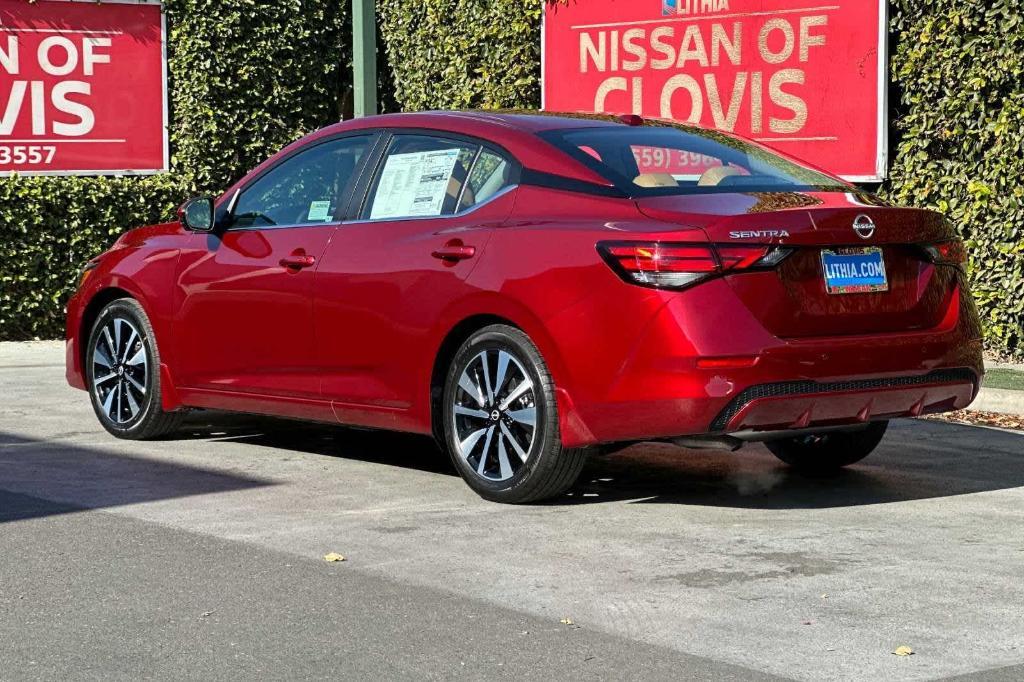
left=662, top=0, right=731, bottom=16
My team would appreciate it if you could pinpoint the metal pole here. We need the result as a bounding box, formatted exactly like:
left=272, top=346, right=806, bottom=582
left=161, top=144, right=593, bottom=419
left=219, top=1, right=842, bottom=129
left=353, top=0, right=378, bottom=118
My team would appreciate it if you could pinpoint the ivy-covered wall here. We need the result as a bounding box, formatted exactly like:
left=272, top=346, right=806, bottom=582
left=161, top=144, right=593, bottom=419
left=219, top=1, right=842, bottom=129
left=0, top=0, right=349, bottom=340
left=885, top=0, right=1023, bottom=359
left=1, top=0, right=1021, bottom=360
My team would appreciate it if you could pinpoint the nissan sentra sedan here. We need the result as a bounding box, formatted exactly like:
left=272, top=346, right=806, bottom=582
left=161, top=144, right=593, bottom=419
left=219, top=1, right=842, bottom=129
left=66, top=111, right=984, bottom=503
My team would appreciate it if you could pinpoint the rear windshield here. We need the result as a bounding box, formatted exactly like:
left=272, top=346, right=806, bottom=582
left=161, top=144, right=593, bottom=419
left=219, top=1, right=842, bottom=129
left=538, top=125, right=848, bottom=196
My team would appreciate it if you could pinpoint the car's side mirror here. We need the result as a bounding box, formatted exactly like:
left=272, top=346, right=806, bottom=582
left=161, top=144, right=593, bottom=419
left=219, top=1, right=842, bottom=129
left=179, top=197, right=215, bottom=233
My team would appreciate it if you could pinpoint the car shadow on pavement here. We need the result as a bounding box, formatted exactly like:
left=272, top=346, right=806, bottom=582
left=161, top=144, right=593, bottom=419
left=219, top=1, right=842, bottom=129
left=175, top=411, right=458, bottom=476
left=167, top=413, right=1024, bottom=510
left=0, top=430, right=274, bottom=524
left=565, top=420, right=1024, bottom=508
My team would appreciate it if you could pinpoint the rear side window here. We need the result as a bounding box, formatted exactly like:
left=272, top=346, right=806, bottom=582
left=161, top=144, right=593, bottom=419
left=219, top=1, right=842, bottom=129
left=364, top=135, right=479, bottom=220
left=458, top=149, right=513, bottom=212
left=539, top=126, right=846, bottom=196
left=232, top=135, right=372, bottom=228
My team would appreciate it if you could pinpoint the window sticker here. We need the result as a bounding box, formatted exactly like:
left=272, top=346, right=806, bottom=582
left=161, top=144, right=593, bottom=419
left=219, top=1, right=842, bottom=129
left=370, top=149, right=461, bottom=220
left=307, top=200, right=333, bottom=222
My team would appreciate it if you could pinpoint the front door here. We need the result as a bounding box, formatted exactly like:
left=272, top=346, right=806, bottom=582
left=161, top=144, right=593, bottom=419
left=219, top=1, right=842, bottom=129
left=173, top=134, right=375, bottom=398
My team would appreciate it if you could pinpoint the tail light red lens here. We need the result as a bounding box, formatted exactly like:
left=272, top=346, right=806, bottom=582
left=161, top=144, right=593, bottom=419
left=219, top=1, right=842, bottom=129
left=923, top=240, right=967, bottom=266
left=597, top=242, right=793, bottom=290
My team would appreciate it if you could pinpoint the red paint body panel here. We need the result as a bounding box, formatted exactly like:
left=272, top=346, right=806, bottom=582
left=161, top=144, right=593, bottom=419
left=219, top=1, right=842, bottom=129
left=65, top=112, right=984, bottom=449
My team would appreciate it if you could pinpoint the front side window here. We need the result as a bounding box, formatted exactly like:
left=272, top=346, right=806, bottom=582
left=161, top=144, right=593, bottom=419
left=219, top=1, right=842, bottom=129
left=232, top=135, right=372, bottom=228
left=539, top=126, right=847, bottom=196
left=364, top=135, right=479, bottom=220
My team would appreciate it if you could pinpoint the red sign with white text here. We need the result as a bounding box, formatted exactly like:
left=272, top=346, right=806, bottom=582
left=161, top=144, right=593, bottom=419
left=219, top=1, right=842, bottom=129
left=543, top=0, right=888, bottom=181
left=0, top=0, right=166, bottom=176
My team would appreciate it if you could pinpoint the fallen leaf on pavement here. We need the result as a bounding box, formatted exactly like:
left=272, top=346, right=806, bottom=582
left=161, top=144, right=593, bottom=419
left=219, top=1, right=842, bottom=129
left=893, top=646, right=914, bottom=656
left=560, top=618, right=574, bottom=626
left=323, top=552, right=346, bottom=562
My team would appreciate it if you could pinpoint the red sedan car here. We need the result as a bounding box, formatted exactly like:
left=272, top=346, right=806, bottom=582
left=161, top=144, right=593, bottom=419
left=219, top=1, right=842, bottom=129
left=66, top=111, right=983, bottom=503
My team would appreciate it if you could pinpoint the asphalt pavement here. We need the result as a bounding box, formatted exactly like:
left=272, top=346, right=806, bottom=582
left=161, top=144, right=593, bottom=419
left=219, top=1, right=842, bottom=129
left=1, top=341, right=1023, bottom=681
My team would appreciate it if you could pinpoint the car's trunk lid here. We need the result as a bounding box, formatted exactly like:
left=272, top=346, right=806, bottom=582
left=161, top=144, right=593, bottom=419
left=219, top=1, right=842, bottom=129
left=635, top=191, right=959, bottom=338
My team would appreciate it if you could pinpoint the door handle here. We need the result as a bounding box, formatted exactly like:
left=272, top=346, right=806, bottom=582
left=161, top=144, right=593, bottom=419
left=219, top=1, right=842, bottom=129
left=432, top=244, right=476, bottom=262
left=280, top=254, right=316, bottom=269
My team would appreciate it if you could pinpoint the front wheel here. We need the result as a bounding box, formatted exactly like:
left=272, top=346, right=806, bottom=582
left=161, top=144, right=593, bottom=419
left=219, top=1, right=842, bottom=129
left=766, top=421, right=888, bottom=473
left=86, top=298, right=183, bottom=440
left=442, top=325, right=588, bottom=504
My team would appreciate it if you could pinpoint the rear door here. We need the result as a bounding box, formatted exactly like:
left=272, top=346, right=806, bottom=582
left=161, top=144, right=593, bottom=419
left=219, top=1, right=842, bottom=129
left=174, top=133, right=376, bottom=397
left=313, top=132, right=517, bottom=423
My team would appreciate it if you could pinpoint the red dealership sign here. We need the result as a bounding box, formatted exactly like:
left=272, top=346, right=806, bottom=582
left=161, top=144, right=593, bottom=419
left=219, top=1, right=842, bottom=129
left=0, top=0, right=167, bottom=176
left=543, top=0, right=888, bottom=181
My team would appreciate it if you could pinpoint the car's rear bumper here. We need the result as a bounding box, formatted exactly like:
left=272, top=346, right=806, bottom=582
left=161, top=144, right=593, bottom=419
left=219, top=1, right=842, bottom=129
left=709, top=369, right=977, bottom=434
left=548, top=278, right=984, bottom=447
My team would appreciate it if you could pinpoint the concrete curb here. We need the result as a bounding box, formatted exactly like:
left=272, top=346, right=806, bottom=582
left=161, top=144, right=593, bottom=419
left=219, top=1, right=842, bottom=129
left=973, top=387, right=1024, bottom=417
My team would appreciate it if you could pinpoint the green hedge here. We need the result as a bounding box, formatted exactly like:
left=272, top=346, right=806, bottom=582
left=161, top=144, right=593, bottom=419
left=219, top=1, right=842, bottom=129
left=0, top=0, right=349, bottom=340
left=378, top=0, right=543, bottom=111
left=886, top=0, right=1023, bottom=359
left=379, top=0, right=1023, bottom=360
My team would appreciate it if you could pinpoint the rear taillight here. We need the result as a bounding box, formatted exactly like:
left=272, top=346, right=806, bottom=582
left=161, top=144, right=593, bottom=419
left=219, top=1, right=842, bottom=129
left=597, top=241, right=793, bottom=290
left=923, top=240, right=967, bottom=266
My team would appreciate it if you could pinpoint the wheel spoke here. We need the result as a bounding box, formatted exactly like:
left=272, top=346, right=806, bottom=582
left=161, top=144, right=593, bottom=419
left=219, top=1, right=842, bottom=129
left=497, top=435, right=514, bottom=480
left=459, top=427, right=488, bottom=460
left=101, top=384, right=117, bottom=418
left=498, top=378, right=533, bottom=411
left=477, top=426, right=495, bottom=475
left=123, top=382, right=141, bottom=417
left=494, top=351, right=511, bottom=397
left=102, top=326, right=117, bottom=361
left=94, top=372, right=118, bottom=385
left=113, top=319, right=123, bottom=356
left=479, top=351, right=495, bottom=404
left=116, top=379, right=124, bottom=422
left=500, top=422, right=530, bottom=462
left=126, top=347, right=146, bottom=367
left=454, top=405, right=489, bottom=420
left=124, top=372, right=146, bottom=395
left=507, top=408, right=536, bottom=429
left=121, top=328, right=138, bottom=364
left=458, top=370, right=485, bottom=408
left=93, top=345, right=114, bottom=369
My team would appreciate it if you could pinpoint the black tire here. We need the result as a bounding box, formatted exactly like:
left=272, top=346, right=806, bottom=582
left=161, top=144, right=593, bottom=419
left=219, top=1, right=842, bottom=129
left=442, top=325, right=588, bottom=504
left=85, top=298, right=184, bottom=440
left=766, top=421, right=888, bottom=473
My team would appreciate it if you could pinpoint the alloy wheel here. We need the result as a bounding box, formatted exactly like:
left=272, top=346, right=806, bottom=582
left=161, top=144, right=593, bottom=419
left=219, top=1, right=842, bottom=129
left=91, top=317, right=148, bottom=425
left=452, top=348, right=537, bottom=482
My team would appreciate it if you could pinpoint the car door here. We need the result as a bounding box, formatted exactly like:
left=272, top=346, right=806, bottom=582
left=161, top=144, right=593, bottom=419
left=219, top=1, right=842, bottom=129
left=313, top=132, right=518, bottom=427
left=173, top=133, right=376, bottom=399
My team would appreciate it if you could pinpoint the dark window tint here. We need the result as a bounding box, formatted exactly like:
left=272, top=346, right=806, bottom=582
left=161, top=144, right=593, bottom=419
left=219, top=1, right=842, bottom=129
left=233, top=135, right=372, bottom=228
left=539, top=126, right=847, bottom=196
left=364, top=135, right=479, bottom=220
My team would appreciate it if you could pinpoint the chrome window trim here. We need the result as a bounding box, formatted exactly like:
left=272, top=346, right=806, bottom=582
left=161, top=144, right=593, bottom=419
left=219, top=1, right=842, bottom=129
left=224, top=185, right=519, bottom=232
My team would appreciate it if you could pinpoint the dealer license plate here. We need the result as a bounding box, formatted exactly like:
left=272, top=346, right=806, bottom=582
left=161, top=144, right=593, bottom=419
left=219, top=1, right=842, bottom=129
left=821, top=247, right=888, bottom=295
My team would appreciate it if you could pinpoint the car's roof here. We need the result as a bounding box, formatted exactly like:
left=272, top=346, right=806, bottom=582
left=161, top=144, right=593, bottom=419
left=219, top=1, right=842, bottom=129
left=332, top=110, right=628, bottom=135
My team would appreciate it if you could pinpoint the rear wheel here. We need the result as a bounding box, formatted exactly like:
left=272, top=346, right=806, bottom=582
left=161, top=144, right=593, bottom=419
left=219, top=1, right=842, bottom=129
left=442, top=325, right=588, bottom=504
left=766, top=421, right=888, bottom=473
left=86, top=298, right=183, bottom=440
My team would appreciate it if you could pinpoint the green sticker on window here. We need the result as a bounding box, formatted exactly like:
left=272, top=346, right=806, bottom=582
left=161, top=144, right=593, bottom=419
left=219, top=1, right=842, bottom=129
left=307, top=200, right=333, bottom=222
